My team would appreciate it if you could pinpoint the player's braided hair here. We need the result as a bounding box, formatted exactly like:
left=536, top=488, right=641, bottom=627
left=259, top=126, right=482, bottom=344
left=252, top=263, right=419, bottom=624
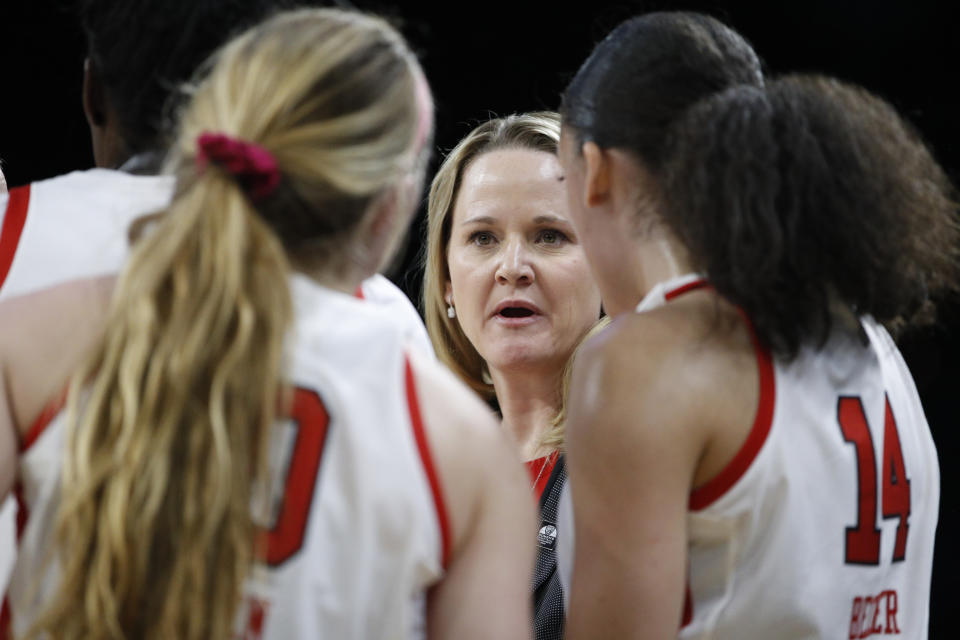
left=26, top=8, right=428, bottom=640
left=661, top=75, right=960, bottom=357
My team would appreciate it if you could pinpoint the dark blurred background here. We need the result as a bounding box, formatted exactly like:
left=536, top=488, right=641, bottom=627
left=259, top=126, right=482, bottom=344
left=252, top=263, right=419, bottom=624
left=1, top=0, right=957, bottom=634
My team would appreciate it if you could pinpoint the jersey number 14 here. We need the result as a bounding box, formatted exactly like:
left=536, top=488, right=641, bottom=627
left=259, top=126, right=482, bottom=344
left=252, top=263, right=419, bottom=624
left=838, top=395, right=911, bottom=565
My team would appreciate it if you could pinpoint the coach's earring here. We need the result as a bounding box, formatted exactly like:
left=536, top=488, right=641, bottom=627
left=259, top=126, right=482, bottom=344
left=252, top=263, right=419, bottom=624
left=447, top=303, right=456, bottom=319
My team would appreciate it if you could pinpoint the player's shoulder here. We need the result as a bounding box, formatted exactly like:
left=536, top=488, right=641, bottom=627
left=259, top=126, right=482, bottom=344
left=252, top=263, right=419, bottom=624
left=404, top=347, right=513, bottom=486
left=290, top=274, right=405, bottom=352
left=360, top=274, right=407, bottom=303
left=600, top=290, right=749, bottom=367
left=3, top=169, right=173, bottom=210
left=573, top=291, right=754, bottom=438
left=405, top=348, right=497, bottom=435
left=577, top=298, right=705, bottom=389
left=20, top=168, right=146, bottom=191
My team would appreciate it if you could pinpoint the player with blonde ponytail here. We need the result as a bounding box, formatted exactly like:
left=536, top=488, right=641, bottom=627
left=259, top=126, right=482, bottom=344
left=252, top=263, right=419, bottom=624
left=0, top=8, right=534, bottom=640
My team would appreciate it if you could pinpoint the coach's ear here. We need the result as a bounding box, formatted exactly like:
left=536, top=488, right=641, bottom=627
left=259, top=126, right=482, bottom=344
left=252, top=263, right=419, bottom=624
left=82, top=58, right=125, bottom=169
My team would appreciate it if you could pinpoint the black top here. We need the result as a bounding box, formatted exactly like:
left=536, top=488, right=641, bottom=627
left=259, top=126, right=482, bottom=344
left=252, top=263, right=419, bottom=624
left=532, top=454, right=566, bottom=640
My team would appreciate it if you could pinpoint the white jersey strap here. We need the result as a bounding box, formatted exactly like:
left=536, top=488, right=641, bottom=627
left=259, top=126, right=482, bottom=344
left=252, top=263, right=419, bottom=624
left=635, top=273, right=708, bottom=313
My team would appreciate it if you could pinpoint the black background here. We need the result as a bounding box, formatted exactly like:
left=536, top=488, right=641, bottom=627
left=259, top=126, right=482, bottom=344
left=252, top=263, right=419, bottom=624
left=1, top=0, right=958, bottom=634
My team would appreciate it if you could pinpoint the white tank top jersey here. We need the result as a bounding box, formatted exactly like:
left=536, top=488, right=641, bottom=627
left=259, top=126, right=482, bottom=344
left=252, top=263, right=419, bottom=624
left=357, top=274, right=434, bottom=357
left=0, top=169, right=174, bottom=302
left=0, top=169, right=173, bottom=606
left=557, top=274, right=939, bottom=639
left=3, top=274, right=448, bottom=639
left=0, top=171, right=435, bottom=629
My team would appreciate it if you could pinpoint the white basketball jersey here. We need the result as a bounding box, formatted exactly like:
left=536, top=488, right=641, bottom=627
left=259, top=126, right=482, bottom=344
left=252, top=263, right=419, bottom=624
left=4, top=275, right=447, bottom=639
left=558, top=274, right=939, bottom=639
left=0, top=169, right=173, bottom=610
left=0, top=169, right=174, bottom=301
left=0, top=171, right=434, bottom=607
left=358, top=274, right=433, bottom=357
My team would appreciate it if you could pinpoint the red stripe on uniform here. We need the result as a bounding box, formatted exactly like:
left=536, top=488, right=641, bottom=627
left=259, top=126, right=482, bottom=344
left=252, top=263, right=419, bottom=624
left=404, top=356, right=452, bottom=569
left=664, top=277, right=709, bottom=301
left=354, top=285, right=365, bottom=300
left=689, top=313, right=776, bottom=510
left=20, top=387, right=68, bottom=453
left=13, top=484, right=28, bottom=542
left=2, top=481, right=33, bottom=638
left=681, top=582, right=694, bottom=628
left=0, top=184, right=31, bottom=291
left=526, top=452, right=558, bottom=503
left=3, top=353, right=55, bottom=638
left=0, top=597, right=10, bottom=640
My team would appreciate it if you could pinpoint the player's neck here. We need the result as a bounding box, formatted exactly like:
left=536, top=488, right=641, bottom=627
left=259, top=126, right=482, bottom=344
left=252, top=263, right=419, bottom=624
left=490, top=366, right=561, bottom=462
left=608, top=232, right=694, bottom=316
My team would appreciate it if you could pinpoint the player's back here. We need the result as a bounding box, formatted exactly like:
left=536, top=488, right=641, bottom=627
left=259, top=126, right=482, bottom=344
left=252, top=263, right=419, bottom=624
left=0, top=170, right=435, bottom=603
left=0, top=168, right=173, bottom=599
left=683, top=315, right=938, bottom=638
left=0, top=169, right=173, bottom=300
left=6, top=274, right=445, bottom=639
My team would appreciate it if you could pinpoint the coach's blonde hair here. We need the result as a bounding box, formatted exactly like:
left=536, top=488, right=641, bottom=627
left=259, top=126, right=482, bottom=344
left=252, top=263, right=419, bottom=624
left=539, top=316, right=610, bottom=450
left=25, top=9, right=427, bottom=640
left=423, top=112, right=560, bottom=401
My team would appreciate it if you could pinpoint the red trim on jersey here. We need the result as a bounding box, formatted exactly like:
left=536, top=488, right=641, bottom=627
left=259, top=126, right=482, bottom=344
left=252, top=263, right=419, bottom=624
left=3, top=382, right=53, bottom=637
left=689, top=314, right=776, bottom=510
left=0, top=597, right=10, bottom=640
left=681, top=582, right=693, bottom=628
left=526, top=452, right=558, bottom=503
left=2, top=484, right=30, bottom=639
left=664, top=277, right=710, bottom=301
left=20, top=387, right=68, bottom=453
left=354, top=285, right=365, bottom=300
left=0, top=184, right=31, bottom=291
left=13, top=484, right=28, bottom=542
left=404, top=356, right=452, bottom=569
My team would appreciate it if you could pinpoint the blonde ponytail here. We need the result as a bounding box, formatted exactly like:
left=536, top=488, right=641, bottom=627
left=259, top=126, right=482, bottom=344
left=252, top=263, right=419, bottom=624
left=26, top=173, right=292, bottom=640
left=24, top=8, right=429, bottom=639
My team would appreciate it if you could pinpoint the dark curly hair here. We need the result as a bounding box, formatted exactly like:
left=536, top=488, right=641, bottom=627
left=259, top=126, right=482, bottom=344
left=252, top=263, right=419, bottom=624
left=662, top=75, right=960, bottom=357
left=79, top=0, right=294, bottom=157
left=560, top=11, right=764, bottom=167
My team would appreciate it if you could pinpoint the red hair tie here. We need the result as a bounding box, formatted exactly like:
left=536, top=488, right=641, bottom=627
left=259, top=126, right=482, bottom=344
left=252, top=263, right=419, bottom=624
left=196, top=132, right=280, bottom=200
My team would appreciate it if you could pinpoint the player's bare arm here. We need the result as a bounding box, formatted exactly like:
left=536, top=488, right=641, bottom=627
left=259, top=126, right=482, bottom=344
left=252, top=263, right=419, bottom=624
left=564, top=300, right=757, bottom=640
left=0, top=275, right=114, bottom=488
left=407, top=348, right=536, bottom=640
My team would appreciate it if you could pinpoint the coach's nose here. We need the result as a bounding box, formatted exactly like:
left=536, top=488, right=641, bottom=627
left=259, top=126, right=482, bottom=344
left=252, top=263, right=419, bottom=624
left=495, top=237, right=534, bottom=286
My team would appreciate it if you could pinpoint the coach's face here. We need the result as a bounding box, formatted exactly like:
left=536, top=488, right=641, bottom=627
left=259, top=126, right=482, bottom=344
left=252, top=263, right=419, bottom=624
left=445, top=148, right=600, bottom=376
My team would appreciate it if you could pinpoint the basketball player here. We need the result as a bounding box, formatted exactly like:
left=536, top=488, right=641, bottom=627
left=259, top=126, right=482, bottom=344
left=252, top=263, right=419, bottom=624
left=0, top=0, right=433, bottom=596
left=555, top=12, right=958, bottom=639
left=0, top=0, right=289, bottom=594
left=0, top=0, right=429, bottom=336
left=0, top=8, right=533, bottom=639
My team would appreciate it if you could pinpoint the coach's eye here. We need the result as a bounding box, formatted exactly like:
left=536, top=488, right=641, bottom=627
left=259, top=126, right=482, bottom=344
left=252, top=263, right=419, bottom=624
left=470, top=231, right=496, bottom=247
left=536, top=229, right=569, bottom=245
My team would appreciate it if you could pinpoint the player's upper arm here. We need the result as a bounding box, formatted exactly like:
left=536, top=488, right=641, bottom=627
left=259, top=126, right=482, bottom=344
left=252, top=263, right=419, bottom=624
left=563, top=311, right=711, bottom=640
left=0, top=275, right=114, bottom=454
left=406, top=348, right=536, bottom=640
